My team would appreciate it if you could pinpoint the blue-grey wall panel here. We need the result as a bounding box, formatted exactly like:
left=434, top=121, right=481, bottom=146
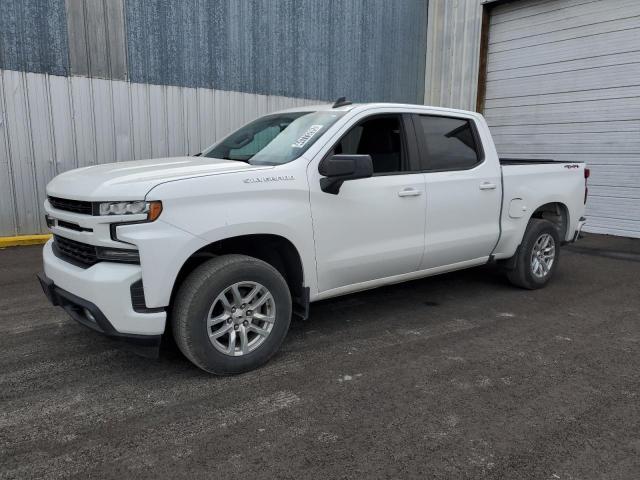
left=0, top=0, right=69, bottom=76
left=125, top=0, right=428, bottom=103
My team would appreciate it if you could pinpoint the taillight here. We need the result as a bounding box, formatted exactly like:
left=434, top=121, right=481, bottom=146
left=584, top=168, right=590, bottom=204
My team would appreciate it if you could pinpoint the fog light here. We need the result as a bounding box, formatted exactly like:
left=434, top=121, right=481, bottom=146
left=96, top=247, right=140, bottom=263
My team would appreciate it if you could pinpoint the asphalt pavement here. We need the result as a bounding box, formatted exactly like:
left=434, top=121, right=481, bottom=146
left=1, top=233, right=639, bottom=479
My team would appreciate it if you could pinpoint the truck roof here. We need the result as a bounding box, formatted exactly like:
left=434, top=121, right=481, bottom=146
left=274, top=102, right=480, bottom=118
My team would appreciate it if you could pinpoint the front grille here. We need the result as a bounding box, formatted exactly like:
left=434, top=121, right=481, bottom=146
left=52, top=235, right=99, bottom=268
left=52, top=235, right=141, bottom=268
left=48, top=196, right=94, bottom=215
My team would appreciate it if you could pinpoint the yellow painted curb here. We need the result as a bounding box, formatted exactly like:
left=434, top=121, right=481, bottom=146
left=0, top=234, right=52, bottom=248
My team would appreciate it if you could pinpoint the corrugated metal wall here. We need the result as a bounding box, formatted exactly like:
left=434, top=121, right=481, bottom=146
left=0, top=0, right=69, bottom=76
left=124, top=0, right=428, bottom=102
left=0, top=69, right=320, bottom=236
left=0, top=0, right=429, bottom=103
left=423, top=0, right=483, bottom=111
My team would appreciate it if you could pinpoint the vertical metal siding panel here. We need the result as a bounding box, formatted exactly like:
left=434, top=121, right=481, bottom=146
left=0, top=72, right=18, bottom=236
left=255, top=94, right=268, bottom=118
left=111, top=80, right=133, bottom=161
left=183, top=88, right=200, bottom=155
left=197, top=88, right=215, bottom=150
left=424, top=0, right=440, bottom=106
left=84, top=0, right=110, bottom=78
left=67, top=0, right=127, bottom=80
left=103, top=0, right=127, bottom=80
left=225, top=0, right=244, bottom=94
left=451, top=1, right=465, bottom=108
left=3, top=71, right=40, bottom=234
left=24, top=73, right=56, bottom=232
left=69, top=76, right=97, bottom=167
left=166, top=86, right=186, bottom=156
left=266, top=96, right=278, bottom=115
left=48, top=75, right=77, bottom=174
left=130, top=83, right=152, bottom=160
left=214, top=90, right=231, bottom=140
left=149, top=85, right=169, bottom=158
left=227, top=91, right=244, bottom=132
left=91, top=78, right=116, bottom=164
left=242, top=94, right=258, bottom=127
left=66, top=0, right=90, bottom=76
left=424, top=0, right=482, bottom=110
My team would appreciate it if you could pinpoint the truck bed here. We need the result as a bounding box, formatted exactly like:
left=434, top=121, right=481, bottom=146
left=500, top=158, right=584, bottom=165
left=492, top=159, right=586, bottom=259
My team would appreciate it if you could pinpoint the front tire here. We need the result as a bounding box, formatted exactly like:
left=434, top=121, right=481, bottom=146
left=506, top=219, right=560, bottom=290
left=172, top=254, right=292, bottom=374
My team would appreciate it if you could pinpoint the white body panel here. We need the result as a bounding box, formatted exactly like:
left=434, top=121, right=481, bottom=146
left=309, top=172, right=426, bottom=292
left=41, top=103, right=587, bottom=337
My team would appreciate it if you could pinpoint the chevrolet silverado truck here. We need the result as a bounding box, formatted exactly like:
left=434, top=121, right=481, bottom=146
left=38, top=100, right=588, bottom=374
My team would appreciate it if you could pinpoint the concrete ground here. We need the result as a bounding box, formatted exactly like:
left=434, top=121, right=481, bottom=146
left=1, top=233, right=639, bottom=479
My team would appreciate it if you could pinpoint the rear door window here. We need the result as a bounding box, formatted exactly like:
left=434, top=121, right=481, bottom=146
left=414, top=115, right=481, bottom=171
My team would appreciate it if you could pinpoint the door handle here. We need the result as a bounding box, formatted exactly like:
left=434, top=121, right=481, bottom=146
left=398, top=187, right=422, bottom=197
left=479, top=182, right=497, bottom=190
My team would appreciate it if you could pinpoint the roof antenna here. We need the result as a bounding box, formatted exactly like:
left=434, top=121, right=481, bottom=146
left=332, top=97, right=352, bottom=108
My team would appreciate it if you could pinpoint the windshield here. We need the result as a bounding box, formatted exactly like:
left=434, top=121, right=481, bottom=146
left=201, top=111, right=345, bottom=165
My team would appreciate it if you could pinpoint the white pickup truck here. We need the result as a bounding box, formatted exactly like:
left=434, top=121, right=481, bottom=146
left=38, top=101, right=588, bottom=374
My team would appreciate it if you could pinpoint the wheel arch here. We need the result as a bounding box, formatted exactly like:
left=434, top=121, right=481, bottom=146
left=528, top=201, right=570, bottom=241
left=170, top=233, right=309, bottom=320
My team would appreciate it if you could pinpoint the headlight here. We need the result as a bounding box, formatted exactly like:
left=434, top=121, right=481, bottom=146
left=98, top=201, right=162, bottom=221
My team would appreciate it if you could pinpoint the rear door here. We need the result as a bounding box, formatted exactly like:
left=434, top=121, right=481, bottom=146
left=413, top=114, right=502, bottom=269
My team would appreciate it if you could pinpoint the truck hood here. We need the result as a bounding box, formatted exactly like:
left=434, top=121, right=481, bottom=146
left=46, top=156, right=270, bottom=200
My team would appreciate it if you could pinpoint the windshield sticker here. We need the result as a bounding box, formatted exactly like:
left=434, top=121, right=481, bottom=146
left=291, top=125, right=323, bottom=148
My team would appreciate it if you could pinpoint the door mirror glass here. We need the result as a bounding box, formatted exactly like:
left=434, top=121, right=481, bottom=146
left=318, top=154, right=373, bottom=194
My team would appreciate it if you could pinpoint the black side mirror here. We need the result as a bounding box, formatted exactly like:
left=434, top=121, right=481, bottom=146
left=318, top=154, right=373, bottom=194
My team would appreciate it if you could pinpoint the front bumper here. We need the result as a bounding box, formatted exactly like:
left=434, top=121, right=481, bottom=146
left=37, top=273, right=161, bottom=357
left=40, top=240, right=166, bottom=354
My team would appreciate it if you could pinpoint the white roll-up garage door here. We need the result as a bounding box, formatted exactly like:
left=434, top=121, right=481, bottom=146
left=483, top=0, right=640, bottom=238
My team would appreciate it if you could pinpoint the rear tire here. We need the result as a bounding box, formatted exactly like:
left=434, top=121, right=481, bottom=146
left=506, top=219, right=560, bottom=290
left=172, top=254, right=292, bottom=374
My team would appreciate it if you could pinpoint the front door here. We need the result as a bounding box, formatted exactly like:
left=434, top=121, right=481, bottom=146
left=309, top=114, right=426, bottom=293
